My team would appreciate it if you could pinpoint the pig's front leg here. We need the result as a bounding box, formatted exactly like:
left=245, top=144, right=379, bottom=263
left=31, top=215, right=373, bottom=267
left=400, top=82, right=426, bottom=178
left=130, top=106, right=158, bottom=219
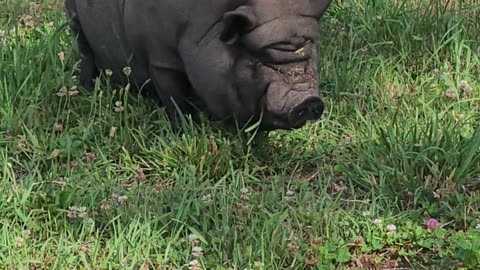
left=65, top=0, right=100, bottom=90
left=148, top=66, right=193, bottom=132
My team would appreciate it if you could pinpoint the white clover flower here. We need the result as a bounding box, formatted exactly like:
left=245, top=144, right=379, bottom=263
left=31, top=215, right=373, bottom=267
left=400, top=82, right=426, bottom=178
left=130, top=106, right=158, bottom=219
left=191, top=246, right=203, bottom=258
left=112, top=193, right=128, bottom=205
left=386, top=224, right=397, bottom=234
left=189, top=259, right=201, bottom=270
left=122, top=66, right=132, bottom=77
left=189, top=234, right=199, bottom=246
left=67, top=206, right=87, bottom=219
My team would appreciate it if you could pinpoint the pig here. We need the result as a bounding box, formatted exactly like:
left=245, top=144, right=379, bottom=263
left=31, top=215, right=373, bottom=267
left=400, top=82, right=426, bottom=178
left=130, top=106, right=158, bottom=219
left=64, top=0, right=333, bottom=131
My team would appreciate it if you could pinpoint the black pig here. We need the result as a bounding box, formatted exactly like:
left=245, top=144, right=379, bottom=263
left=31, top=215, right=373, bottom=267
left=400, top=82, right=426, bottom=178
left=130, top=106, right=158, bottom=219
left=64, top=0, right=332, bottom=131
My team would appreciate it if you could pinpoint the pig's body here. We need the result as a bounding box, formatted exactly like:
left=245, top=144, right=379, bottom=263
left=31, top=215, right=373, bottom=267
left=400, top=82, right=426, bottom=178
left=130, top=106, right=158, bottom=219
left=65, top=0, right=332, bottom=131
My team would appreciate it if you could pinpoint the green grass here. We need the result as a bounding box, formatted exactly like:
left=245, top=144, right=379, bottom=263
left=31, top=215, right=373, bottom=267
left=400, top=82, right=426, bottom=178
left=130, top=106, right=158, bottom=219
left=0, top=0, right=479, bottom=269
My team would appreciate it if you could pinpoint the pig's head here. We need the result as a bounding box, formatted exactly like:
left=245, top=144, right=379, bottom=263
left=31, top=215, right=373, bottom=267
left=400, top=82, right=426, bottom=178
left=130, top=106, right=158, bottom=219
left=180, top=0, right=333, bottom=131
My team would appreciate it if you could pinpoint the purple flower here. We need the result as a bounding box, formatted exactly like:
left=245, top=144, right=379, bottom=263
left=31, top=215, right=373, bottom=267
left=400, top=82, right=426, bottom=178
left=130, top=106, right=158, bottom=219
left=426, top=218, right=440, bottom=230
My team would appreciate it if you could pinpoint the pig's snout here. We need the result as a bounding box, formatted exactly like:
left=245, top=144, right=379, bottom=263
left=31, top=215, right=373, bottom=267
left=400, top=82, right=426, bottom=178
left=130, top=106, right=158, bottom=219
left=259, top=59, right=325, bottom=130
left=262, top=81, right=325, bottom=130
left=289, top=96, right=324, bottom=128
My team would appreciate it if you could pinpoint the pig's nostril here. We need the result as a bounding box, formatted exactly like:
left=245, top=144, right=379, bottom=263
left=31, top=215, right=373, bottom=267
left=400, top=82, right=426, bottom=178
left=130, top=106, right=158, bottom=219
left=296, top=108, right=306, bottom=119
left=312, top=106, right=323, bottom=118
left=289, top=97, right=324, bottom=127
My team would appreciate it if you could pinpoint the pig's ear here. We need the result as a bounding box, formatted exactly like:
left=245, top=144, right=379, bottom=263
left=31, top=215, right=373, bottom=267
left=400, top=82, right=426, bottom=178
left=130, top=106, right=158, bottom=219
left=220, top=6, right=257, bottom=45
left=310, top=0, right=334, bottom=19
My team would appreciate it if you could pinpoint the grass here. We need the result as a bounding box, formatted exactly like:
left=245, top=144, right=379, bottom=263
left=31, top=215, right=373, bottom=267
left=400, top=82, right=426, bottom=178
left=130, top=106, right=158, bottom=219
left=0, top=0, right=479, bottom=269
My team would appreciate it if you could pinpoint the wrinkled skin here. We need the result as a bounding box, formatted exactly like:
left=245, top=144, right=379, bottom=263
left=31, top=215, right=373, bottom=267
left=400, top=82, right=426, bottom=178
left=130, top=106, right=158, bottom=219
left=64, top=0, right=333, bottom=131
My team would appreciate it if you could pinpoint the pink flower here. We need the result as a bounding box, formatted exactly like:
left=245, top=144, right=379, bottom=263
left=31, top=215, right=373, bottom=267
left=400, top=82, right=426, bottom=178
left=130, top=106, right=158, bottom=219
left=426, top=218, right=440, bottom=230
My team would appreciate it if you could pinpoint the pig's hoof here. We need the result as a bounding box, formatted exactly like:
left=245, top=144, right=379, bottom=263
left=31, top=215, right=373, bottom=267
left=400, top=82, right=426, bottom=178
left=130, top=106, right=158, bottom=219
left=79, top=77, right=95, bottom=91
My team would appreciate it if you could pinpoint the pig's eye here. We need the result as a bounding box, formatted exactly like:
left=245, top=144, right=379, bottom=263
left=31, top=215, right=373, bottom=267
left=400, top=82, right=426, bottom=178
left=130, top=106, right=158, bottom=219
left=261, top=40, right=313, bottom=64
left=268, top=42, right=303, bottom=52
left=268, top=37, right=314, bottom=52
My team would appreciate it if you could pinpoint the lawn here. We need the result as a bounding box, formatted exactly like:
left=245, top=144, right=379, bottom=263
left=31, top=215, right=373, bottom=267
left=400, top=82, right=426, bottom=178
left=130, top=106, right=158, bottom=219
left=0, top=0, right=479, bottom=269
